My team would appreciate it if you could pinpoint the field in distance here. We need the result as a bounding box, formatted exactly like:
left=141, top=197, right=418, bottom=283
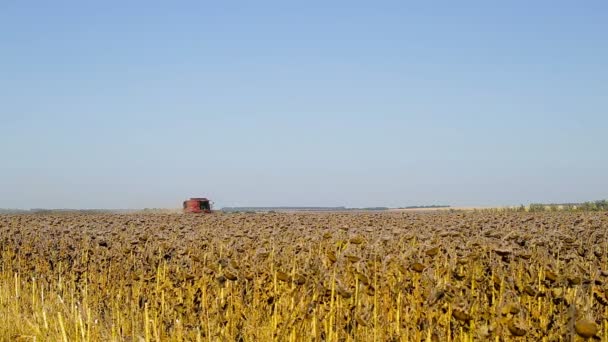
left=1, top=210, right=607, bottom=341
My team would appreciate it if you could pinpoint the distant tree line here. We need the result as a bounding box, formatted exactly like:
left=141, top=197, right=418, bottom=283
left=0, top=209, right=28, bottom=214
left=526, top=200, right=608, bottom=212
left=0, top=208, right=142, bottom=214
left=482, top=200, right=608, bottom=213
left=400, top=205, right=451, bottom=209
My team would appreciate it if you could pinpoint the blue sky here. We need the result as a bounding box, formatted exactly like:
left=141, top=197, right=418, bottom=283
left=1, top=1, right=607, bottom=209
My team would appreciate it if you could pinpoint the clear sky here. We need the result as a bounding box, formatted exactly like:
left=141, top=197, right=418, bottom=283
left=1, top=1, right=607, bottom=209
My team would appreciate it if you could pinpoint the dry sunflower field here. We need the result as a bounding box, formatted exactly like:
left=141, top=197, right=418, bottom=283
left=1, top=211, right=608, bottom=341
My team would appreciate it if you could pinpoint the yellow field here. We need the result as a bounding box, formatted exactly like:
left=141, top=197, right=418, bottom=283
left=1, top=211, right=607, bottom=341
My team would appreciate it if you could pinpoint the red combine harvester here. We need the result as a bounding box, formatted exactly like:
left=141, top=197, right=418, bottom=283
left=183, top=198, right=212, bottom=214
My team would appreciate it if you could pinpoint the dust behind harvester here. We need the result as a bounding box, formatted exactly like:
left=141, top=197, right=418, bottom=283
left=183, top=198, right=212, bottom=214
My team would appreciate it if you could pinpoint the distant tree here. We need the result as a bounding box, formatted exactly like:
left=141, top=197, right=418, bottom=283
left=595, top=200, right=608, bottom=211
left=528, top=204, right=546, bottom=212
left=580, top=202, right=597, bottom=211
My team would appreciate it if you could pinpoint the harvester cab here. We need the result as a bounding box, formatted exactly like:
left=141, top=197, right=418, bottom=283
left=183, top=198, right=212, bottom=214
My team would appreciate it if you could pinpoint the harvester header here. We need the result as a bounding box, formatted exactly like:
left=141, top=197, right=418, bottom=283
left=183, top=198, right=212, bottom=214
